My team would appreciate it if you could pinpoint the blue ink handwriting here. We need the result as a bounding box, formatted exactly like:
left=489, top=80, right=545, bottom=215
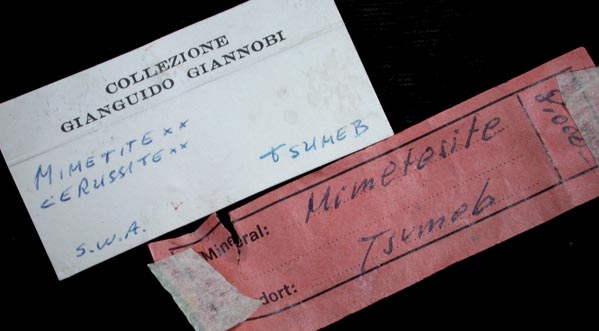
left=75, top=220, right=146, bottom=258
left=259, top=119, right=369, bottom=163
left=36, top=119, right=190, bottom=210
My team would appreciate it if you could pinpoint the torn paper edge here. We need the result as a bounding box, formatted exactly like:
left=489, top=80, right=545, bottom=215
left=148, top=249, right=261, bottom=331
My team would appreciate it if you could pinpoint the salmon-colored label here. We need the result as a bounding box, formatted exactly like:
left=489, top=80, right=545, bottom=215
left=149, top=48, right=598, bottom=331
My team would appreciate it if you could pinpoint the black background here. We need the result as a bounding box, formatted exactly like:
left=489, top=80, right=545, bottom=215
left=2, top=1, right=597, bottom=329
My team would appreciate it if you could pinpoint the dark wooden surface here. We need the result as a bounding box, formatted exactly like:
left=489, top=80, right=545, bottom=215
left=2, top=1, right=597, bottom=329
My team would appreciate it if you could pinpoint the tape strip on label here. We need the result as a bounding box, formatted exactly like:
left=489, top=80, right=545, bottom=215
left=557, top=67, right=599, bottom=165
left=148, top=249, right=261, bottom=331
left=149, top=48, right=599, bottom=330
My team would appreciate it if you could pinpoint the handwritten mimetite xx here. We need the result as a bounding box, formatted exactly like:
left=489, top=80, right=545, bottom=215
left=149, top=48, right=598, bottom=330
left=0, top=0, right=392, bottom=279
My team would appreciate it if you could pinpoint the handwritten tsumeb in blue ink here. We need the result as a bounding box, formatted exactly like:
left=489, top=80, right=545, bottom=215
left=0, top=0, right=392, bottom=279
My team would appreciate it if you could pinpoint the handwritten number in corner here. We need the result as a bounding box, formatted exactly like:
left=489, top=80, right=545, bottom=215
left=535, top=89, right=565, bottom=106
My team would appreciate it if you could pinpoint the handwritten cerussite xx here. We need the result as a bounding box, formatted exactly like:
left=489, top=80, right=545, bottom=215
left=0, top=0, right=392, bottom=279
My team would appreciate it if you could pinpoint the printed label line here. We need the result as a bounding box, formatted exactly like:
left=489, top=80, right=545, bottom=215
left=164, top=67, right=594, bottom=320
left=168, top=220, right=222, bottom=254
left=7, top=22, right=345, bottom=168
left=232, top=67, right=573, bottom=224
left=245, top=165, right=597, bottom=321
left=516, top=94, right=563, bottom=181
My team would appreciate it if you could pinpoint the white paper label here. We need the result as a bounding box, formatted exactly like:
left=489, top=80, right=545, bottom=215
left=0, top=0, right=393, bottom=279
